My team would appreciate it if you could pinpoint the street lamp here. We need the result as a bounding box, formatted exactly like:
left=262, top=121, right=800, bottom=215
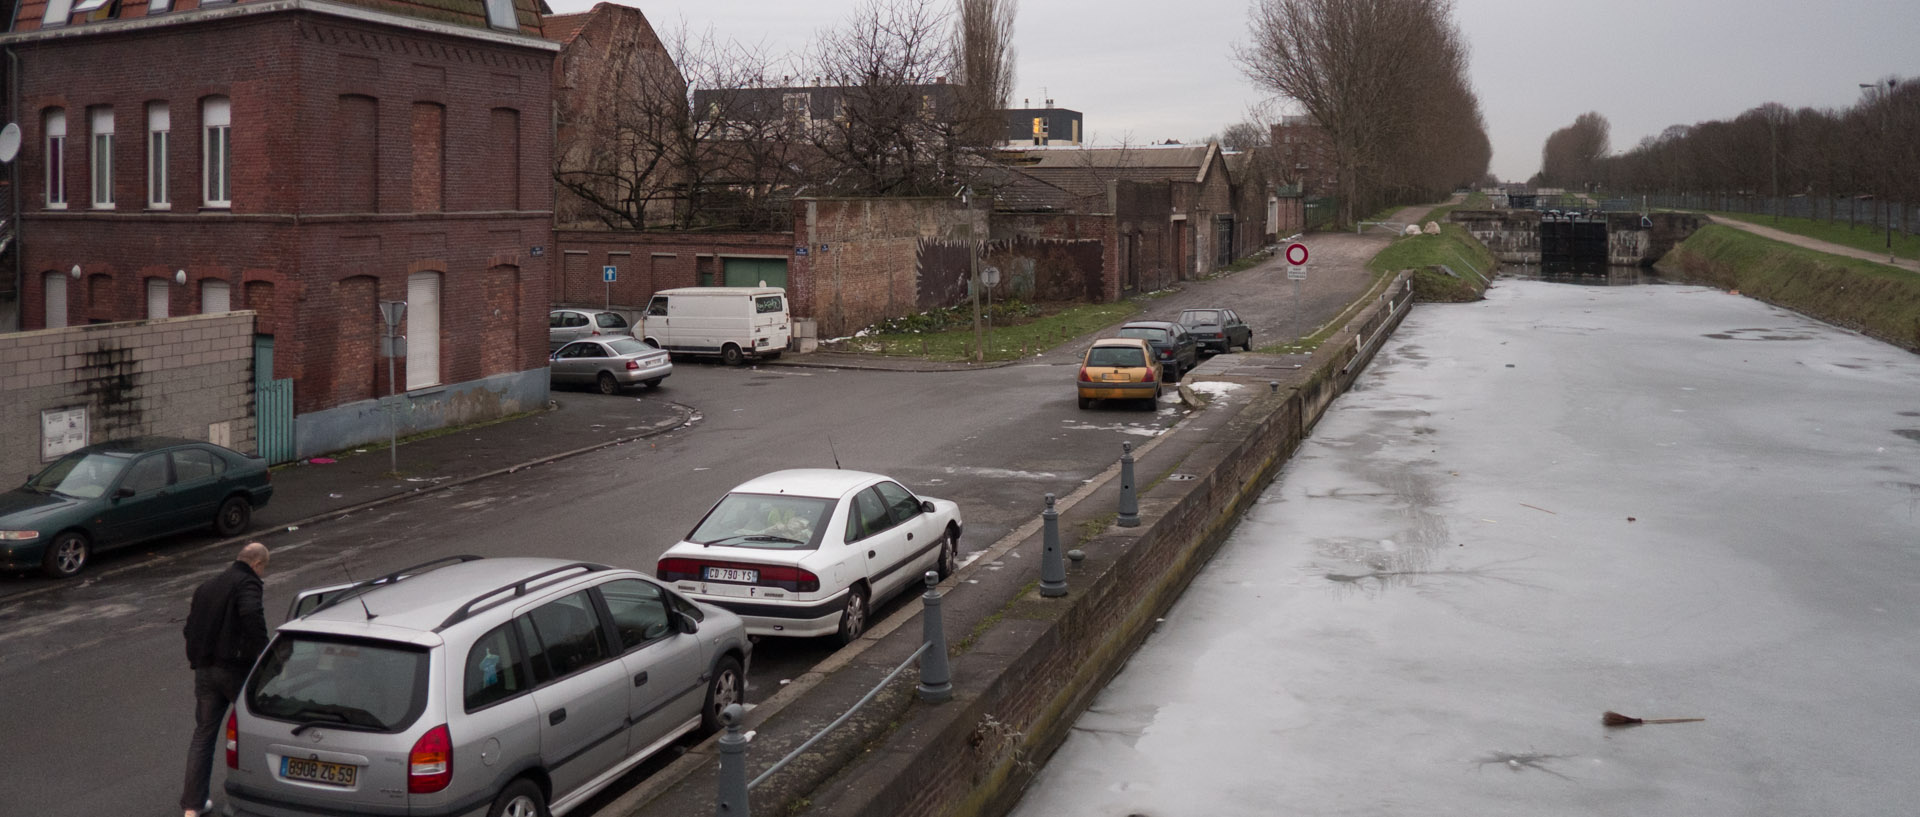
left=1861, top=80, right=1899, bottom=255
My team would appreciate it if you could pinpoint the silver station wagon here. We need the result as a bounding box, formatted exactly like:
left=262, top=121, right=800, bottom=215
left=226, top=556, right=748, bottom=817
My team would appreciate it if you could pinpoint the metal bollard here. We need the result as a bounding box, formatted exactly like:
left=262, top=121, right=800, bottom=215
left=1117, top=442, right=1140, bottom=528
left=1040, top=493, right=1067, bottom=597
left=918, top=571, right=953, bottom=702
left=715, top=704, right=751, bottom=816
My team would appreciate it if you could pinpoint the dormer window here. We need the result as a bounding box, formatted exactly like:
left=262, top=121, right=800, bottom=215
left=483, top=0, right=517, bottom=31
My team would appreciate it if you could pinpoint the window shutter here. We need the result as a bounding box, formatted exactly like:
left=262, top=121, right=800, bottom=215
left=201, top=280, right=230, bottom=314
left=406, top=272, right=441, bottom=390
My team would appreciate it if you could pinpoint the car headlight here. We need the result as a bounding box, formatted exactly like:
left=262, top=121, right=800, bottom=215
left=0, top=530, right=40, bottom=541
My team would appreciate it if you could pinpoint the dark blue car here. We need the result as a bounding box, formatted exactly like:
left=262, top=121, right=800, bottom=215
left=0, top=437, right=274, bottom=578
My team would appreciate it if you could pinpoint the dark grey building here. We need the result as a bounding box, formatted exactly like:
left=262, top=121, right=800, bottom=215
left=1002, top=102, right=1082, bottom=146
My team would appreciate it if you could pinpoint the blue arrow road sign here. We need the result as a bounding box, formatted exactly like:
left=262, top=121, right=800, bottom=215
left=603, top=265, right=617, bottom=282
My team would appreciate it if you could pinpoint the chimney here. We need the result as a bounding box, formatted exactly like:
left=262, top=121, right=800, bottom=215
left=936, top=76, right=946, bottom=84
left=1045, top=98, right=1054, bottom=108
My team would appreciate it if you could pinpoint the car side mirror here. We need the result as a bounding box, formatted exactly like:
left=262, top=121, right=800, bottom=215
left=114, top=487, right=135, bottom=500
left=675, top=612, right=700, bottom=635
left=921, top=500, right=936, bottom=514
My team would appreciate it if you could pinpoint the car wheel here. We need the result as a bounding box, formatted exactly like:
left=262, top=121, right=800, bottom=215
left=762, top=350, right=782, bottom=360
left=487, top=778, right=548, bottom=817
left=1144, top=384, right=1162, bottom=411
left=721, top=344, right=745, bottom=366
left=700, top=655, right=745, bottom=736
left=1077, top=396, right=1093, bottom=410
left=836, top=583, right=869, bottom=645
left=643, top=337, right=661, bottom=349
left=936, top=528, right=959, bottom=579
left=596, top=372, right=620, bottom=395
left=1166, top=363, right=1181, bottom=383
left=42, top=531, right=90, bottom=579
left=644, top=377, right=664, bottom=388
left=213, top=496, right=252, bottom=537
left=1242, top=336, right=1253, bottom=352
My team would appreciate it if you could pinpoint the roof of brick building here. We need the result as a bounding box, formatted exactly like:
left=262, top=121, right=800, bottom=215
left=11, top=0, right=552, bottom=38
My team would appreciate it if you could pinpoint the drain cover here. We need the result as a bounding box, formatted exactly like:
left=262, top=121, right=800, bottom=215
left=1167, top=473, right=1198, bottom=481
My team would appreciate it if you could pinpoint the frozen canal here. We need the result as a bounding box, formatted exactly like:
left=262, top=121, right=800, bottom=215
left=1009, top=280, right=1920, bottom=817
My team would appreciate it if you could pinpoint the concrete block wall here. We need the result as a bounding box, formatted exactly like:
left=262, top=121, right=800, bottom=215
left=0, top=312, right=257, bottom=480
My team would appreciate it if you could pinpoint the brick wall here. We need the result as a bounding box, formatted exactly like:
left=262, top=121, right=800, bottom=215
left=0, top=313, right=257, bottom=480
left=797, top=198, right=983, bottom=338
left=9, top=9, right=556, bottom=418
left=1114, top=180, right=1176, bottom=296
left=552, top=229, right=797, bottom=310
left=985, top=213, right=1111, bottom=304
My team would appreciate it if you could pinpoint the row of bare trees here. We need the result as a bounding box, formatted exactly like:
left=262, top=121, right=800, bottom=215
left=553, top=0, right=1017, bottom=232
left=1236, top=0, right=1490, bottom=225
left=1536, top=77, right=1920, bottom=210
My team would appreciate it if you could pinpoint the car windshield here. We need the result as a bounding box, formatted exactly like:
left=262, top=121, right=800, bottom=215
left=688, top=493, right=833, bottom=549
left=1117, top=326, right=1168, bottom=342
left=606, top=338, right=651, bottom=356
left=247, top=635, right=429, bottom=733
left=1087, top=346, right=1147, bottom=368
left=26, top=452, right=128, bottom=498
left=1180, top=310, right=1220, bottom=325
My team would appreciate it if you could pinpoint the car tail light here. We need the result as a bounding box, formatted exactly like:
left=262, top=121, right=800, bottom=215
left=408, top=725, right=453, bottom=793
left=1142, top=366, right=1157, bottom=382
left=1077, top=366, right=1092, bottom=382
left=626, top=359, right=641, bottom=370
left=591, top=329, right=602, bottom=336
left=658, top=557, right=820, bottom=592
left=225, top=711, right=238, bottom=769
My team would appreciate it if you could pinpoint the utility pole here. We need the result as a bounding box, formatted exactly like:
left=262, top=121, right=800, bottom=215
left=962, top=187, right=983, bottom=363
left=378, top=301, right=407, bottom=476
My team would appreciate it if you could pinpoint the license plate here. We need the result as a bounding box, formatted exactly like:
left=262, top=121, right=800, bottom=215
left=705, top=566, right=758, bottom=583
left=1102, top=373, right=1126, bottom=382
left=282, top=756, right=357, bottom=787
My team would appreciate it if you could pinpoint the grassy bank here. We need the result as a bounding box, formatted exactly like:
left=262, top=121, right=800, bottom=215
left=1367, top=219, right=1496, bottom=302
left=1694, top=211, right=1920, bottom=263
left=1657, top=224, right=1920, bottom=351
left=823, top=300, right=1142, bottom=362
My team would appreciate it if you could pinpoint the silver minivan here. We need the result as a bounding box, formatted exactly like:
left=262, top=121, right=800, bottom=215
left=226, top=557, right=749, bottom=817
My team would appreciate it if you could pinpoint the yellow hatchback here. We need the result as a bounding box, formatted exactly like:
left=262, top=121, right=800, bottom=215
left=1077, top=337, right=1164, bottom=410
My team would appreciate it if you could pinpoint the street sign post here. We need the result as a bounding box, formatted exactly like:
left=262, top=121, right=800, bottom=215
left=1285, top=242, right=1309, bottom=279
left=378, top=301, right=408, bottom=475
left=980, top=266, right=1001, bottom=344
left=603, top=265, right=617, bottom=310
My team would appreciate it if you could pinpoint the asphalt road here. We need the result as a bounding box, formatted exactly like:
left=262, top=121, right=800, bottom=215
left=0, top=237, right=1389, bottom=817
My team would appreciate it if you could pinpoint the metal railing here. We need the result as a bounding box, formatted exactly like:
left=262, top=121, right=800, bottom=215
left=1342, top=277, right=1414, bottom=375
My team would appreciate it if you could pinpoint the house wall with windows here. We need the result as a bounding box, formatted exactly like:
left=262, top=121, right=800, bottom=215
left=3, top=2, right=558, bottom=458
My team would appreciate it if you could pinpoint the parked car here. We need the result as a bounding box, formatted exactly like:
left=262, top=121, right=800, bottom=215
left=1116, top=320, right=1200, bottom=381
left=1076, top=337, right=1163, bottom=411
left=656, top=469, right=963, bottom=644
left=640, top=287, right=790, bottom=365
left=1177, top=308, right=1252, bottom=353
left=229, top=556, right=749, bottom=817
left=549, top=308, right=633, bottom=351
left=0, top=437, right=273, bottom=578
left=551, top=337, right=673, bottom=394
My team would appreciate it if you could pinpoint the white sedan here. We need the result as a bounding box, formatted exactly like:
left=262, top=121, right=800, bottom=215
left=656, top=469, right=963, bottom=643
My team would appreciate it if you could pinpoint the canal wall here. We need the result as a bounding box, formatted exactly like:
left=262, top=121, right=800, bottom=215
left=1656, top=224, right=1920, bottom=353
left=1449, top=209, right=1702, bottom=266
left=618, top=273, right=1420, bottom=817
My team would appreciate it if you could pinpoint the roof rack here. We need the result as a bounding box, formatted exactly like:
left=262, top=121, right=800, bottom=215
left=436, top=562, right=610, bottom=631
left=306, top=555, right=486, bottom=618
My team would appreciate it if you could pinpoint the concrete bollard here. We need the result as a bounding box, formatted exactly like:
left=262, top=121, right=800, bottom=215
left=715, top=704, right=750, bottom=816
left=918, top=571, right=953, bottom=702
left=1040, top=493, right=1068, bottom=597
left=1117, top=442, right=1140, bottom=528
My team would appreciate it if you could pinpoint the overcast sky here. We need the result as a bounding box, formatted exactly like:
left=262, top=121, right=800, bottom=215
left=547, top=0, right=1920, bottom=182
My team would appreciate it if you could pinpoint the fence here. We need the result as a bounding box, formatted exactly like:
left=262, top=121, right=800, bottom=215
left=1639, top=193, right=1915, bottom=238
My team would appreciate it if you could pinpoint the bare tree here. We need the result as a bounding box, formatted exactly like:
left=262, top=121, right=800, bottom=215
left=1538, top=111, right=1608, bottom=190
left=808, top=0, right=963, bottom=197
left=1237, top=0, right=1488, bottom=224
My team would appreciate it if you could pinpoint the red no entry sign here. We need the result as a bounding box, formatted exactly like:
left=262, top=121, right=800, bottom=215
left=1285, top=242, right=1310, bottom=266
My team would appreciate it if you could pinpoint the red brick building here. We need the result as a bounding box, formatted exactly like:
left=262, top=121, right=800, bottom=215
left=1272, top=114, right=1338, bottom=196
left=3, top=0, right=558, bottom=458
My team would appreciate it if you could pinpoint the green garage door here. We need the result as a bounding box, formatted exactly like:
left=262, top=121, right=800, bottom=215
left=723, top=257, right=788, bottom=289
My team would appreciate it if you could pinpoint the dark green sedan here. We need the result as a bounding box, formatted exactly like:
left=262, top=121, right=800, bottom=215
left=0, top=437, right=274, bottom=578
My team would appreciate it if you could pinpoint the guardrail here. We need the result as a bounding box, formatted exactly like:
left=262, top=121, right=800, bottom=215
left=1342, top=276, right=1415, bottom=375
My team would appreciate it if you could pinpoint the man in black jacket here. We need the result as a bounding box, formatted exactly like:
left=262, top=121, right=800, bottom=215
left=179, top=542, right=270, bottom=817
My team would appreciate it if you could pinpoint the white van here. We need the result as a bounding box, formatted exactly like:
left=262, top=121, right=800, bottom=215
left=641, top=287, right=791, bottom=365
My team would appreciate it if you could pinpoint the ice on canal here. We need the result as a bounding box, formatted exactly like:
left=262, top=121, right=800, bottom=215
left=1008, top=281, right=1920, bottom=817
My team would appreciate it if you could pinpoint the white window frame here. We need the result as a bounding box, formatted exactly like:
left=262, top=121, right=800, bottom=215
left=406, top=272, right=442, bottom=390
left=44, top=272, right=68, bottom=328
left=90, top=106, right=113, bottom=208
left=45, top=110, right=66, bottom=209
left=202, top=97, right=231, bottom=209
left=147, top=102, right=170, bottom=209
left=147, top=278, right=170, bottom=320
left=482, top=0, right=516, bottom=30
left=200, top=279, right=230, bottom=314
left=41, top=0, right=73, bottom=26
